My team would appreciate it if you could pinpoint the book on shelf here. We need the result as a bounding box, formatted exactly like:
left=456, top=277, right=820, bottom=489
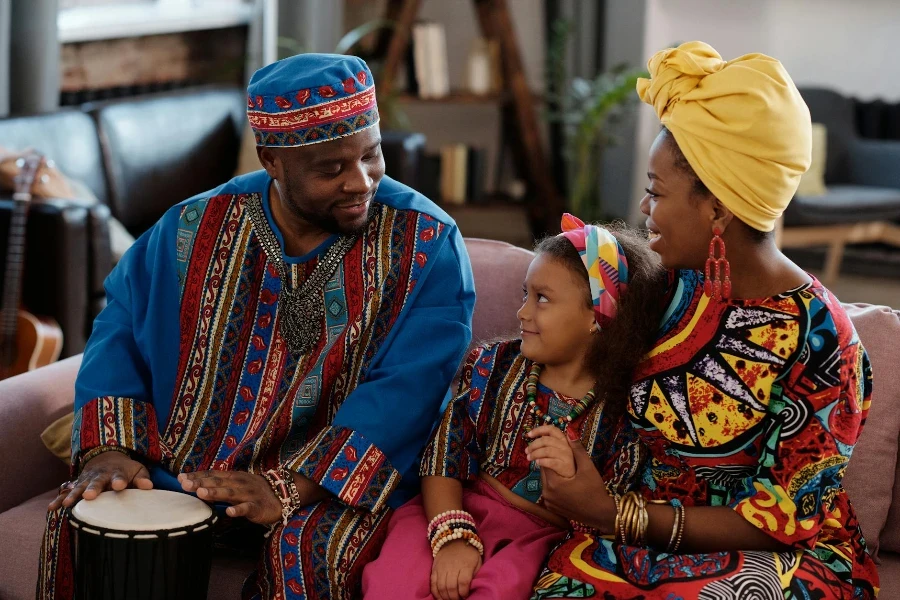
left=466, top=38, right=502, bottom=96
left=434, top=144, right=488, bottom=206
left=409, top=22, right=449, bottom=99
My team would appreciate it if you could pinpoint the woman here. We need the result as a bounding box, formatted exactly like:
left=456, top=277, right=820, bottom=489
left=528, top=41, right=879, bottom=599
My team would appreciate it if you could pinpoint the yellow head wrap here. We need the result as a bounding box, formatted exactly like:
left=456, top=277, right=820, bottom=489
left=637, top=41, right=812, bottom=232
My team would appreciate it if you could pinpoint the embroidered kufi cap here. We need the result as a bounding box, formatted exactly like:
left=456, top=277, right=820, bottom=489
left=247, top=53, right=379, bottom=148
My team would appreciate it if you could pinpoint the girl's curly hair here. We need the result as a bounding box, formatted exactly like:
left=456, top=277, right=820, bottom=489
left=535, top=223, right=667, bottom=415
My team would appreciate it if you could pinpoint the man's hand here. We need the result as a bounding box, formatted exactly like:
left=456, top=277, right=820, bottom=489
left=178, top=471, right=282, bottom=526
left=430, top=539, right=482, bottom=600
left=525, top=425, right=576, bottom=478
left=48, top=450, right=153, bottom=512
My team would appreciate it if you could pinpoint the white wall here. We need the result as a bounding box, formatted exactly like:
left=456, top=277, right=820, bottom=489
left=628, top=0, right=900, bottom=222
left=768, top=0, right=900, bottom=101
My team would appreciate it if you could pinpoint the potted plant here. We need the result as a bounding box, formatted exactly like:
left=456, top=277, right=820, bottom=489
left=545, top=20, right=647, bottom=221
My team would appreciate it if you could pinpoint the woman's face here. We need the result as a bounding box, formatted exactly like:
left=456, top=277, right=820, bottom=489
left=517, top=253, right=596, bottom=368
left=640, top=132, right=716, bottom=270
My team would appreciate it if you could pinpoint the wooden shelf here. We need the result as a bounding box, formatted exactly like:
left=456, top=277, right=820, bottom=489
left=397, top=92, right=504, bottom=104
left=395, top=91, right=543, bottom=105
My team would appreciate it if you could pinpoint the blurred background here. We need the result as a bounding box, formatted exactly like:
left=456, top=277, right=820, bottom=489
left=0, top=0, right=897, bottom=361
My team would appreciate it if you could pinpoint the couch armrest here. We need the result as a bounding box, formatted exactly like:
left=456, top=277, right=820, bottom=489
left=0, top=355, right=81, bottom=512
left=847, top=138, right=900, bottom=189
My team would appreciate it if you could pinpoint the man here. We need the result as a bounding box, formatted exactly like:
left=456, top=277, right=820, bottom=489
left=39, top=53, right=475, bottom=599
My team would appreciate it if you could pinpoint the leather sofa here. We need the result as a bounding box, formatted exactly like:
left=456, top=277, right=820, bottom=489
left=0, top=86, right=425, bottom=358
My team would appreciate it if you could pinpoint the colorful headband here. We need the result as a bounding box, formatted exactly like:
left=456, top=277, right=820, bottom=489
left=247, top=53, right=380, bottom=148
left=559, top=213, right=629, bottom=328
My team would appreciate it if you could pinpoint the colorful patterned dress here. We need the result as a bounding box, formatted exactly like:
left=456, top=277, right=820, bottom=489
left=532, top=270, right=880, bottom=599
left=38, top=170, right=476, bottom=600
left=363, top=340, right=644, bottom=599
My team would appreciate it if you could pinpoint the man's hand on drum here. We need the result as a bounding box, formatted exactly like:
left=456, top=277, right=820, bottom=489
left=178, top=471, right=282, bottom=525
left=49, top=450, right=153, bottom=512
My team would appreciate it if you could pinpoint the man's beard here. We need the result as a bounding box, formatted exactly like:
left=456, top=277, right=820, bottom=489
left=287, top=191, right=377, bottom=237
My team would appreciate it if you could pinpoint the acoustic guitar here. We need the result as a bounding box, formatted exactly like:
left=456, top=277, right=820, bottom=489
left=0, top=152, right=64, bottom=380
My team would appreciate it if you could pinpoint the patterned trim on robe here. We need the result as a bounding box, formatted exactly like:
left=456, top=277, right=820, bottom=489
left=71, top=396, right=163, bottom=473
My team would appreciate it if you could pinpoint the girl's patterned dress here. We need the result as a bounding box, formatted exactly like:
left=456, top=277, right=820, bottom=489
left=363, top=340, right=643, bottom=599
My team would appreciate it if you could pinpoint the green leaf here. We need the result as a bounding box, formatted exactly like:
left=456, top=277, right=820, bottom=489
left=335, top=19, right=395, bottom=55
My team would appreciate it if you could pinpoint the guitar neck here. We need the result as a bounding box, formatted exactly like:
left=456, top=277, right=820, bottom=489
left=1, top=198, right=28, bottom=339
left=1, top=153, right=41, bottom=347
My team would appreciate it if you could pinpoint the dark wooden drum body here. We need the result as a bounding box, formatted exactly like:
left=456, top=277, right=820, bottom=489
left=69, top=489, right=217, bottom=600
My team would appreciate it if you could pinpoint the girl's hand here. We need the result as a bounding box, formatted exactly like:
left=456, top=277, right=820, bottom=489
left=430, top=540, right=483, bottom=600
left=525, top=425, right=576, bottom=478
left=532, top=427, right=616, bottom=532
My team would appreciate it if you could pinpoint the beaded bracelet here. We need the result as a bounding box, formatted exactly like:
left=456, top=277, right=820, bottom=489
left=263, top=468, right=301, bottom=526
left=79, top=445, right=131, bottom=471
left=427, top=510, right=476, bottom=537
left=569, top=520, right=597, bottom=534
left=431, top=528, right=484, bottom=558
left=429, top=521, right=478, bottom=545
left=429, top=517, right=477, bottom=538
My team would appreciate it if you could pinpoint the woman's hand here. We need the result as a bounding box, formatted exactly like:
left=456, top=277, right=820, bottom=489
left=430, top=539, right=483, bottom=600
left=179, top=471, right=282, bottom=525
left=531, top=426, right=615, bottom=532
left=525, top=425, right=575, bottom=478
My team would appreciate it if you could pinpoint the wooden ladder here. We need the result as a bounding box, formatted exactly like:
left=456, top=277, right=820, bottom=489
left=376, top=0, right=564, bottom=236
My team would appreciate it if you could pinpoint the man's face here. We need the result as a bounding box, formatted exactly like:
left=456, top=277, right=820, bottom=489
left=271, top=125, right=385, bottom=236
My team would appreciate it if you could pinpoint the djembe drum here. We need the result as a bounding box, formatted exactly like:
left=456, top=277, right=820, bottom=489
left=69, top=489, right=217, bottom=600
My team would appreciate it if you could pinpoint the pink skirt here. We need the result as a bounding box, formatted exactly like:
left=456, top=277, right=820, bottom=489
left=362, top=479, right=566, bottom=599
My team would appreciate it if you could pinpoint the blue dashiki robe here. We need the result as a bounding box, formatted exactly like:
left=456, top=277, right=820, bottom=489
left=39, top=169, right=475, bottom=600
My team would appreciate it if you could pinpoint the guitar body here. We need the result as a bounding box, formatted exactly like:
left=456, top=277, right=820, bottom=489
left=0, top=152, right=65, bottom=381
left=0, top=311, right=64, bottom=380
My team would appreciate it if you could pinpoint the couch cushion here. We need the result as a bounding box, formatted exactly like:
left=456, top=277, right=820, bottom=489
left=464, top=238, right=533, bottom=348
left=883, top=464, right=900, bottom=555
left=843, top=303, right=900, bottom=557
left=0, top=110, right=108, bottom=203
left=785, top=185, right=900, bottom=226
left=92, top=86, right=245, bottom=236
left=878, top=551, right=900, bottom=598
left=0, top=490, right=59, bottom=600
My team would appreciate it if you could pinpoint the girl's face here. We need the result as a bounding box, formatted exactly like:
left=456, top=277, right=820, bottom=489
left=517, top=253, right=596, bottom=367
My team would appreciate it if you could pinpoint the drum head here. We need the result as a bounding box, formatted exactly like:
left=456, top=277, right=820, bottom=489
left=72, top=489, right=212, bottom=532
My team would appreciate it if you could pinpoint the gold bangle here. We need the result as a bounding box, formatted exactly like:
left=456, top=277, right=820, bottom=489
left=666, top=503, right=680, bottom=552
left=671, top=504, right=686, bottom=553
left=619, top=492, right=636, bottom=545
left=619, top=491, right=648, bottom=546
left=611, top=494, right=621, bottom=537
left=634, top=492, right=647, bottom=546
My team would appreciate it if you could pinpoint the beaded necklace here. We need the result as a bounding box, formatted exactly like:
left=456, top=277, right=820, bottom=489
left=246, top=193, right=357, bottom=355
left=522, top=363, right=597, bottom=441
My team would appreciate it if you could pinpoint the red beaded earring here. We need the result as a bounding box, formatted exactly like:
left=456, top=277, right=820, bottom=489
left=704, top=227, right=731, bottom=301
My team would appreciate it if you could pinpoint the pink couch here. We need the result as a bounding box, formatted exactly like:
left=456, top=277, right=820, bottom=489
left=0, top=239, right=897, bottom=598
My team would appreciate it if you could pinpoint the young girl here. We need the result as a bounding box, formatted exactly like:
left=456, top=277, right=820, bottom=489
left=362, top=215, right=667, bottom=599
